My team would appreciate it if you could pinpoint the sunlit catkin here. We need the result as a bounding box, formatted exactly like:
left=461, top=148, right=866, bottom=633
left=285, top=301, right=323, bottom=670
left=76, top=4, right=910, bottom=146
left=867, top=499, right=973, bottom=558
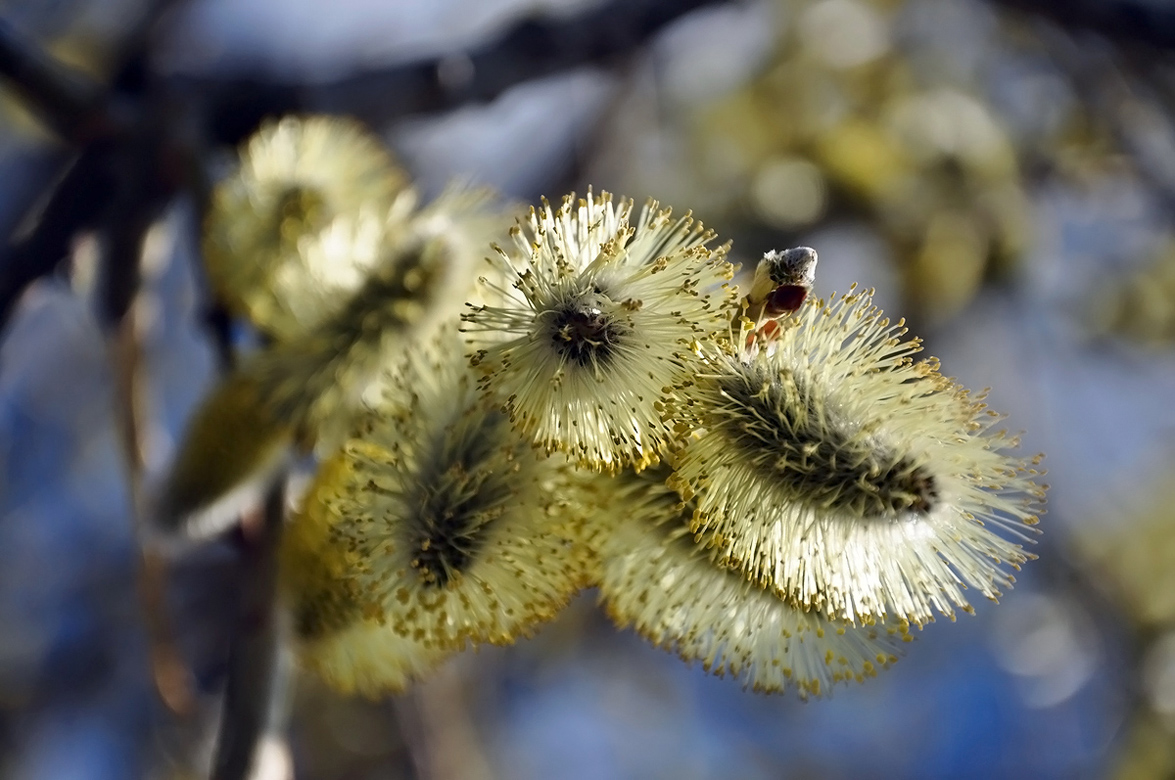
left=463, top=190, right=738, bottom=472
left=281, top=332, right=588, bottom=695
left=154, top=234, right=463, bottom=535
left=588, top=468, right=907, bottom=698
left=151, top=372, right=291, bottom=538
left=670, top=288, right=1046, bottom=625
left=155, top=183, right=508, bottom=536
left=203, top=114, right=407, bottom=340
left=280, top=456, right=449, bottom=694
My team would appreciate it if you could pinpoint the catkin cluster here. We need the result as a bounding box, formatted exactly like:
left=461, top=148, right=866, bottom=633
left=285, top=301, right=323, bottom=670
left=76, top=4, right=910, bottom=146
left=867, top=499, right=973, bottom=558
left=159, top=114, right=1046, bottom=698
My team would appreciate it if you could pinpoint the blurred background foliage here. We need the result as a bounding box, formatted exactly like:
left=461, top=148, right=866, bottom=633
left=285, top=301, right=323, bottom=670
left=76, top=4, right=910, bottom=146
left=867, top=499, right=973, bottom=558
left=2, top=0, right=1175, bottom=777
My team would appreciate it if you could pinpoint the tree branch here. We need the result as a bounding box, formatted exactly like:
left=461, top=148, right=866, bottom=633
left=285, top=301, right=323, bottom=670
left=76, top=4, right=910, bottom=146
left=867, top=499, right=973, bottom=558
left=984, top=0, right=1175, bottom=50
left=187, top=0, right=735, bottom=145
left=0, top=144, right=117, bottom=329
left=0, top=18, right=109, bottom=141
left=211, top=478, right=288, bottom=780
left=0, top=0, right=184, bottom=333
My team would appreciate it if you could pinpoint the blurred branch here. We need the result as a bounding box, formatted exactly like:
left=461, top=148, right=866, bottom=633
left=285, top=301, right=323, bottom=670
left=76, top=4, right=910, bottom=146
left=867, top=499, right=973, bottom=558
left=985, top=0, right=1175, bottom=50
left=0, top=144, right=115, bottom=327
left=94, top=125, right=173, bottom=325
left=212, top=478, right=288, bottom=780
left=182, top=0, right=735, bottom=145
left=0, top=1, right=209, bottom=729
left=0, top=18, right=110, bottom=141
left=178, top=128, right=237, bottom=373
left=0, top=0, right=182, bottom=333
left=111, top=219, right=198, bottom=716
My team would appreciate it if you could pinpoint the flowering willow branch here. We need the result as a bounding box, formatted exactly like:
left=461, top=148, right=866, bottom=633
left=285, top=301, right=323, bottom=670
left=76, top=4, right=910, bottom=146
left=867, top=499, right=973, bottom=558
left=271, top=183, right=1048, bottom=697
left=0, top=0, right=735, bottom=332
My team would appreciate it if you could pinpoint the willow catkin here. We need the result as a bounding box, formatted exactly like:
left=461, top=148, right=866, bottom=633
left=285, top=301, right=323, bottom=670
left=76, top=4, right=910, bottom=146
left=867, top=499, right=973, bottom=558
left=203, top=114, right=408, bottom=340
left=155, top=190, right=503, bottom=535
left=670, top=288, right=1047, bottom=625
left=588, top=467, right=907, bottom=698
left=463, top=189, right=739, bottom=473
left=281, top=332, right=590, bottom=695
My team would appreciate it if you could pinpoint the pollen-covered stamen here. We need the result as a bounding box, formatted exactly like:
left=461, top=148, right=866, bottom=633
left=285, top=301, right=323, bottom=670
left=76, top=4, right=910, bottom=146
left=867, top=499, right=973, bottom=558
left=718, top=374, right=939, bottom=518
left=281, top=333, right=588, bottom=695
left=587, top=469, right=908, bottom=697
left=463, top=189, right=739, bottom=471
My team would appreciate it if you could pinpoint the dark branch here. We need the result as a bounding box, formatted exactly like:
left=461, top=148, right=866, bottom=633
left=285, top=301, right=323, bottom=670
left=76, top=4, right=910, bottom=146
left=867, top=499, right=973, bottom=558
left=984, top=0, right=1175, bottom=50
left=189, top=0, right=735, bottom=145
left=211, top=478, right=287, bottom=780
left=95, top=123, right=176, bottom=325
left=0, top=19, right=110, bottom=142
left=0, top=145, right=118, bottom=328
left=0, top=0, right=188, bottom=333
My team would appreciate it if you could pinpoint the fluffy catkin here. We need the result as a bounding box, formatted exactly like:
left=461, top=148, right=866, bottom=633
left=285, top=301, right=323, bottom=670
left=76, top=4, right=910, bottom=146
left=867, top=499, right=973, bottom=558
left=281, top=332, right=589, bottom=695
left=463, top=189, right=739, bottom=472
left=587, top=467, right=908, bottom=697
left=670, top=288, right=1046, bottom=624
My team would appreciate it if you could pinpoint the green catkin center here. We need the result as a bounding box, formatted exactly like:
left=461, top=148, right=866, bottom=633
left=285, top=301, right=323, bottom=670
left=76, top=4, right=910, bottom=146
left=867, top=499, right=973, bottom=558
left=547, top=289, right=628, bottom=368
left=717, top=373, right=938, bottom=517
left=273, top=185, right=328, bottom=241
left=408, top=410, right=514, bottom=587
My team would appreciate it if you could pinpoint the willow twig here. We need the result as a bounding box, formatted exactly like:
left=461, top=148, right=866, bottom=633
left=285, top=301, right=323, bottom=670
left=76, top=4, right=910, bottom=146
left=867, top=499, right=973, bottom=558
left=180, top=0, right=735, bottom=145
left=211, top=477, right=289, bottom=780
left=0, top=18, right=108, bottom=140
left=984, top=0, right=1175, bottom=50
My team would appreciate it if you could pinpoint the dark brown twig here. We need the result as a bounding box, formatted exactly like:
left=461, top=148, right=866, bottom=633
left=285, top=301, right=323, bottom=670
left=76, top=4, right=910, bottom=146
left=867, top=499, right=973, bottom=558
left=0, top=143, right=117, bottom=328
left=182, top=0, right=736, bottom=145
left=0, top=1, right=171, bottom=332
left=110, top=218, right=199, bottom=717
left=983, top=0, right=1175, bottom=51
left=0, top=18, right=109, bottom=141
left=211, top=478, right=288, bottom=780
